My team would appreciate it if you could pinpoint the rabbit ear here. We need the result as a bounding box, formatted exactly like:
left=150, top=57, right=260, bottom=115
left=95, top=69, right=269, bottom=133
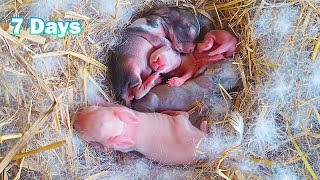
left=113, top=109, right=139, bottom=124
left=108, top=136, right=135, bottom=151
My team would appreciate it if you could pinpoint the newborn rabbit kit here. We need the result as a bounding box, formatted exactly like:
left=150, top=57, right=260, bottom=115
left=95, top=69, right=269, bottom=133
left=1, top=0, right=319, bottom=179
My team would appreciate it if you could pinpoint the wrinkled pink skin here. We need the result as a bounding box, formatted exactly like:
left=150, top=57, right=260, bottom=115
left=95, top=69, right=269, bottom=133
left=149, top=30, right=237, bottom=87
left=150, top=48, right=224, bottom=87
left=74, top=104, right=207, bottom=165
left=149, top=46, right=182, bottom=73
left=196, top=30, right=237, bottom=58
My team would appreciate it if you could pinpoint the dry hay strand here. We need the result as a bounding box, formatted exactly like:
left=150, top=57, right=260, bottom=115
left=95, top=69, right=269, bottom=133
left=0, top=0, right=319, bottom=179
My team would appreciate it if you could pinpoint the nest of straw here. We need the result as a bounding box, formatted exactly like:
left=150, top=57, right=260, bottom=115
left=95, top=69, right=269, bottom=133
left=0, top=0, right=319, bottom=179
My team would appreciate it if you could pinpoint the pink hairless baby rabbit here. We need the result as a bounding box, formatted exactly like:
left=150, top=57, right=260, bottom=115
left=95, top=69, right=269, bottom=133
left=149, top=30, right=237, bottom=87
left=74, top=104, right=207, bottom=165
left=196, top=30, right=237, bottom=60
